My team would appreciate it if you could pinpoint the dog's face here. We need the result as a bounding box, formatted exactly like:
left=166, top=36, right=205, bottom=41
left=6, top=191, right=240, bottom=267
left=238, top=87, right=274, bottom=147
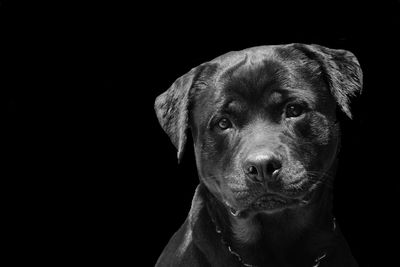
left=155, top=44, right=362, bottom=216
left=190, top=57, right=340, bottom=215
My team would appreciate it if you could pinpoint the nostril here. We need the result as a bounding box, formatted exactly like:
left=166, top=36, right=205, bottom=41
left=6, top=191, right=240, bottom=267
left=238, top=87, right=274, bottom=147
left=247, top=165, right=258, bottom=176
left=245, top=165, right=261, bottom=182
left=266, top=160, right=282, bottom=177
left=244, top=154, right=282, bottom=183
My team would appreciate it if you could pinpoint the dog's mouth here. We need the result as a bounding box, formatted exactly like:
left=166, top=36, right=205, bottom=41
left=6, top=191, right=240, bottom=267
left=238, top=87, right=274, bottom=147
left=252, top=193, right=297, bottom=210
left=226, top=188, right=317, bottom=217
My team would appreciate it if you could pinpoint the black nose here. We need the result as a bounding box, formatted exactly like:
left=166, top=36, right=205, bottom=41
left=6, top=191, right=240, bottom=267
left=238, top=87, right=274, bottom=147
left=243, top=153, right=282, bottom=183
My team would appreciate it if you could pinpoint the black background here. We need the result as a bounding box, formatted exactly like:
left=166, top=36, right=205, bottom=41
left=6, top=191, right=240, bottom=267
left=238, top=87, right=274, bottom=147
left=3, top=1, right=400, bottom=266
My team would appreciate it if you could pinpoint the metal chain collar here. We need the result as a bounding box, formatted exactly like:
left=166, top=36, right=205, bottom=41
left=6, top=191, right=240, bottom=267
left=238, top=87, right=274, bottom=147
left=210, top=215, right=337, bottom=267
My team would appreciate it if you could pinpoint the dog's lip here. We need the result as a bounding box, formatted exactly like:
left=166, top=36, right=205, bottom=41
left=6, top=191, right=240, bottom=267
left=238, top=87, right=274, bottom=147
left=255, top=192, right=299, bottom=204
left=249, top=193, right=300, bottom=213
left=225, top=193, right=300, bottom=217
left=223, top=200, right=242, bottom=217
left=225, top=184, right=319, bottom=217
left=249, top=190, right=317, bottom=213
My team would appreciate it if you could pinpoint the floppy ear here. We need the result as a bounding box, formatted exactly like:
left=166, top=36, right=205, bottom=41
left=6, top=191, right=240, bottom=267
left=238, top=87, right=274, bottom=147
left=295, top=44, right=363, bottom=119
left=154, top=67, right=198, bottom=163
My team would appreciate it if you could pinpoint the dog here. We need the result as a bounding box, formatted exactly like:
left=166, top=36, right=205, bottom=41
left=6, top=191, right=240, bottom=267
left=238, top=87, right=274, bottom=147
left=154, top=43, right=361, bottom=267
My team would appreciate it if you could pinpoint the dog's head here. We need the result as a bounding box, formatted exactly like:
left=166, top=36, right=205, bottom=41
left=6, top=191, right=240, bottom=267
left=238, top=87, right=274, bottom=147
left=155, top=44, right=362, bottom=216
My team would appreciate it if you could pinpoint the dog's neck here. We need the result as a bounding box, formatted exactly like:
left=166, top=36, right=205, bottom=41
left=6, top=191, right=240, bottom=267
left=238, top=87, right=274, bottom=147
left=202, top=181, right=336, bottom=266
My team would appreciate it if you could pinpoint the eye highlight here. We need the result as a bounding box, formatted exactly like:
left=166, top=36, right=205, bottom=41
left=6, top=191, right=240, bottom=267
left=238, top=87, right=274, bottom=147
left=217, top=118, right=232, bottom=130
left=285, top=103, right=305, bottom=118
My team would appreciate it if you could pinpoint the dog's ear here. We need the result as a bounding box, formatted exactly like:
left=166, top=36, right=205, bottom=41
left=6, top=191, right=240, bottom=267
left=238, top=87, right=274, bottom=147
left=154, top=67, right=199, bottom=163
left=294, top=44, right=363, bottom=119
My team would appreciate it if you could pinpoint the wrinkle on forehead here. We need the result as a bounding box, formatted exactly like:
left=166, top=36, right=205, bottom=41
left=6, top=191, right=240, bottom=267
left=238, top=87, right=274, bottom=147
left=209, top=45, right=277, bottom=67
left=219, top=59, right=291, bottom=106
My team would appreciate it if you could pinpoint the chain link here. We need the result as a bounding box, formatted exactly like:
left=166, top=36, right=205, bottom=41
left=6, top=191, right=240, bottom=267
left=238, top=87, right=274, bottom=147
left=210, top=215, right=336, bottom=267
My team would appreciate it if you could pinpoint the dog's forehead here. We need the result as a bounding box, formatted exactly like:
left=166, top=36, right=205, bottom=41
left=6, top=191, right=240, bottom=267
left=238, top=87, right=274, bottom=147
left=219, top=58, right=290, bottom=104
left=191, top=45, right=333, bottom=124
left=206, top=47, right=317, bottom=99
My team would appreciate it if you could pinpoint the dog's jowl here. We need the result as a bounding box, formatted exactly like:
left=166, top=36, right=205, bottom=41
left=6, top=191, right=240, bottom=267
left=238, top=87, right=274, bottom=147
left=154, top=44, right=362, bottom=267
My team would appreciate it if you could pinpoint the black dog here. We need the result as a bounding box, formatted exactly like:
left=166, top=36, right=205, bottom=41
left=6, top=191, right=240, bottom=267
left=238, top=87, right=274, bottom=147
left=154, top=44, right=361, bottom=267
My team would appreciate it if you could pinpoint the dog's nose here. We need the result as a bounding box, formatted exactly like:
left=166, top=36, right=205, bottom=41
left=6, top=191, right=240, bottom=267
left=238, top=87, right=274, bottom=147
left=243, top=153, right=282, bottom=183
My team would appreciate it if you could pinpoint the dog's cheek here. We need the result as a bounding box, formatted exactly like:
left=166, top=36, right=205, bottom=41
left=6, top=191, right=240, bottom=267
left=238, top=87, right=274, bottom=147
left=295, top=112, right=333, bottom=146
left=196, top=134, right=229, bottom=186
left=293, top=112, right=338, bottom=169
left=200, top=133, right=229, bottom=162
left=282, top=113, right=336, bottom=167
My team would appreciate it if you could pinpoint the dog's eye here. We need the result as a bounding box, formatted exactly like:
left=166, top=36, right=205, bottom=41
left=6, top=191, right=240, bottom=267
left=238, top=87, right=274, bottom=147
left=285, top=103, right=305, bottom=118
left=217, top=118, right=232, bottom=130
